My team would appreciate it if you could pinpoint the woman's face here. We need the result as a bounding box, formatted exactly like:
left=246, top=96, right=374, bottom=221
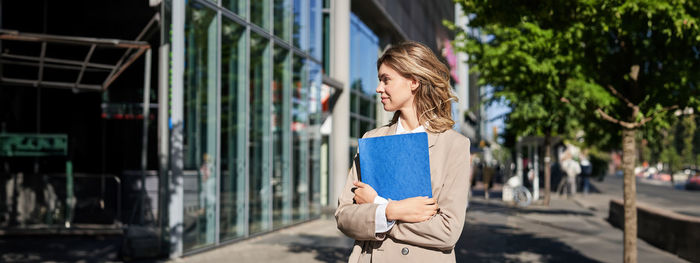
left=376, top=63, right=418, bottom=112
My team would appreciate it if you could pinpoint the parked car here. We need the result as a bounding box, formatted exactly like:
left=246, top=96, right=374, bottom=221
left=652, top=170, right=672, bottom=182
left=672, top=170, right=690, bottom=183
left=684, top=168, right=700, bottom=191
left=635, top=166, right=658, bottom=179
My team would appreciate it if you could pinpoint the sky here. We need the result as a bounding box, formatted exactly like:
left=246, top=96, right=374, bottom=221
left=483, top=86, right=511, bottom=144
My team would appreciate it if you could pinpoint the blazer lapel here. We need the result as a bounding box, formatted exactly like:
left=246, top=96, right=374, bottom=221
left=427, top=132, right=438, bottom=148
left=427, top=132, right=439, bottom=156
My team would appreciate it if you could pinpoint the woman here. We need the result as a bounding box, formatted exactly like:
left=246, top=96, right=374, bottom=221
left=335, top=41, right=471, bottom=263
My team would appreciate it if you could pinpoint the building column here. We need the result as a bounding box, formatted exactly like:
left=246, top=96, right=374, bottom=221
left=329, top=0, right=350, bottom=208
left=168, top=0, right=185, bottom=258
left=454, top=3, right=469, bottom=129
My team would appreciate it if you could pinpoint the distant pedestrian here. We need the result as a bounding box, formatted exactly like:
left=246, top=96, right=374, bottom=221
left=482, top=164, right=494, bottom=199
left=580, top=150, right=592, bottom=194
left=557, top=151, right=581, bottom=197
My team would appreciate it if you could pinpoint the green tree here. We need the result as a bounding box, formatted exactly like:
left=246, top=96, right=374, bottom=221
left=448, top=7, right=584, bottom=206
left=681, top=113, right=696, bottom=167
left=453, top=1, right=700, bottom=262
left=659, top=116, right=681, bottom=173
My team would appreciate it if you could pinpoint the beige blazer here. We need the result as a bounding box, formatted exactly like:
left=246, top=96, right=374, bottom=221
left=335, top=123, right=471, bottom=263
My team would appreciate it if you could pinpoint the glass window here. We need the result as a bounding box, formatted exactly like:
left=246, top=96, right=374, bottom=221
left=174, top=0, right=325, bottom=251
left=308, top=0, right=322, bottom=59
left=223, top=0, right=245, bottom=17
left=360, top=96, right=372, bottom=119
left=249, top=33, right=272, bottom=235
left=360, top=120, right=372, bottom=137
left=251, top=0, right=270, bottom=31
left=220, top=17, right=246, bottom=241
left=350, top=89, right=358, bottom=114
left=307, top=61, right=322, bottom=217
left=350, top=13, right=379, bottom=97
left=350, top=118, right=358, bottom=138
left=292, top=0, right=306, bottom=49
left=292, top=54, right=308, bottom=222
left=272, top=46, right=292, bottom=229
left=273, top=0, right=292, bottom=41
left=349, top=13, right=379, bottom=144
left=183, top=2, right=218, bottom=251
left=322, top=2, right=330, bottom=74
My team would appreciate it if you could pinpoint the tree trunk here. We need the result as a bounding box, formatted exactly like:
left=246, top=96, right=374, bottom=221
left=622, top=128, right=637, bottom=263
left=543, top=129, right=552, bottom=206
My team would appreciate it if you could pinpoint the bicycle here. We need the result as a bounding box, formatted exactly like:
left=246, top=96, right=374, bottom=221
left=502, top=175, right=532, bottom=207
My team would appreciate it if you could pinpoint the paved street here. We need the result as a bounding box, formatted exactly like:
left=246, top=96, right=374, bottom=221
left=586, top=175, right=700, bottom=217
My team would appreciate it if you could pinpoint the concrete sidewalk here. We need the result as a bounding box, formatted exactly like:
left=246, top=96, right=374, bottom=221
left=169, top=192, right=686, bottom=263
left=171, top=215, right=353, bottom=263
left=460, top=195, right=685, bottom=263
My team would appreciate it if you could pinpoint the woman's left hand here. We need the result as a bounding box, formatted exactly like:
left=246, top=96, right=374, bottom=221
left=352, top=181, right=378, bottom=204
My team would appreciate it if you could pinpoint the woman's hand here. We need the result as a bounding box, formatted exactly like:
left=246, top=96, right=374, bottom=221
left=386, top=197, right=438, bottom=223
left=352, top=181, right=378, bottom=204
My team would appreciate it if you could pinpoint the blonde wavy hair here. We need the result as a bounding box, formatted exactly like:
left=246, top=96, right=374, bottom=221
left=376, top=41, right=457, bottom=133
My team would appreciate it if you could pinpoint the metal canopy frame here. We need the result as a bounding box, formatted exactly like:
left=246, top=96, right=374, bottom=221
left=0, top=15, right=156, bottom=92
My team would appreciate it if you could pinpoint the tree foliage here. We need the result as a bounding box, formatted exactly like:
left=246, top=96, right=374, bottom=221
left=453, top=0, right=700, bottom=143
left=448, top=3, right=585, bottom=140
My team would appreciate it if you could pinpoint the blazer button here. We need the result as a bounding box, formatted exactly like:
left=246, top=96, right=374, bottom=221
left=401, top=247, right=409, bottom=255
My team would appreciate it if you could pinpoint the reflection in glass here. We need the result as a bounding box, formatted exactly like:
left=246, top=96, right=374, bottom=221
left=350, top=13, right=379, bottom=97
left=350, top=118, right=358, bottom=138
left=251, top=0, right=270, bottom=30
left=249, top=33, right=271, bottom=235
left=349, top=11, right=379, bottom=166
left=322, top=0, right=330, bottom=74
left=308, top=0, right=321, bottom=59
left=183, top=3, right=217, bottom=251
left=292, top=54, right=308, bottom=222
left=307, top=61, right=322, bottom=217
left=274, top=0, right=291, bottom=41
left=293, top=0, right=305, bottom=49
left=273, top=47, right=292, bottom=229
left=360, top=95, right=372, bottom=119
left=223, top=0, right=245, bottom=17
left=360, top=120, right=371, bottom=137
left=220, top=18, right=246, bottom=241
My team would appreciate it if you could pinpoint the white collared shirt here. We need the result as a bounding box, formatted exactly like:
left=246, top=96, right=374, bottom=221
left=396, top=116, right=427, bottom=134
left=374, top=117, right=426, bottom=234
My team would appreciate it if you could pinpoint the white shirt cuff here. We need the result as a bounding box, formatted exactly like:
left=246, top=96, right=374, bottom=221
left=374, top=196, right=396, bottom=233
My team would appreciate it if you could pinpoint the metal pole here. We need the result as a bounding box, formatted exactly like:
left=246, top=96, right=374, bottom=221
left=65, top=161, right=73, bottom=228
left=141, top=49, right=152, bottom=225
left=533, top=143, right=539, bottom=200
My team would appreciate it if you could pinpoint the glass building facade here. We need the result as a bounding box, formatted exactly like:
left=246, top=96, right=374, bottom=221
left=170, top=0, right=323, bottom=252
left=349, top=13, right=379, bottom=152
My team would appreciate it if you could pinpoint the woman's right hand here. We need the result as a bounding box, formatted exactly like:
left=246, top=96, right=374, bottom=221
left=385, top=197, right=438, bottom=223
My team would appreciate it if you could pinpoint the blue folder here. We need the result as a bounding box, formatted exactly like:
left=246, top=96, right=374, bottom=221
left=358, top=132, right=432, bottom=201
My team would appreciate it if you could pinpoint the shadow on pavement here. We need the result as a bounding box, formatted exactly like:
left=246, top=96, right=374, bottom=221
left=283, top=234, right=352, bottom=263
left=455, top=222, right=601, bottom=263
left=0, top=235, right=122, bottom=262
left=287, top=243, right=349, bottom=263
